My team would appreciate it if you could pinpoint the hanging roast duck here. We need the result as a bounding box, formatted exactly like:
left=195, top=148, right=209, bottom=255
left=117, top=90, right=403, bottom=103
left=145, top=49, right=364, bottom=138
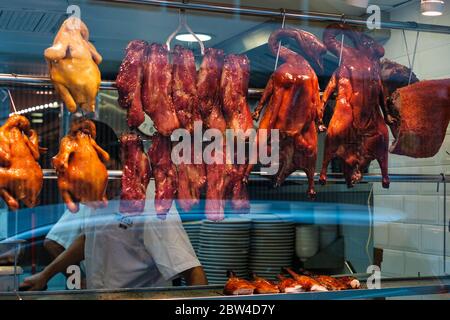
left=318, top=23, right=390, bottom=189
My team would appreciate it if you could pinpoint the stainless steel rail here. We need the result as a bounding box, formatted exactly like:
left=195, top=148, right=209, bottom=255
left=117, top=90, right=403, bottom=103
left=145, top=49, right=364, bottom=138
left=42, top=169, right=446, bottom=183
left=0, top=73, right=265, bottom=97
left=104, top=0, right=450, bottom=35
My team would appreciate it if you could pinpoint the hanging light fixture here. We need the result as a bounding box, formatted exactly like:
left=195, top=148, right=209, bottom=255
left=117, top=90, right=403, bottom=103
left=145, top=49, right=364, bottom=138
left=421, top=0, right=445, bottom=16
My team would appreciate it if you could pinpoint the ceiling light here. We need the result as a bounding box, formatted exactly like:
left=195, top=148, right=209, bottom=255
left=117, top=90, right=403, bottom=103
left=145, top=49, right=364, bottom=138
left=345, top=0, right=369, bottom=8
left=421, top=0, right=445, bottom=16
left=175, top=33, right=212, bottom=42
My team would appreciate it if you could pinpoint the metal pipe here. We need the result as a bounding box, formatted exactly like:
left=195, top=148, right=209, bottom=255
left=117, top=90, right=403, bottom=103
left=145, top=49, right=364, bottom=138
left=103, top=0, right=450, bottom=35
left=42, top=169, right=445, bottom=183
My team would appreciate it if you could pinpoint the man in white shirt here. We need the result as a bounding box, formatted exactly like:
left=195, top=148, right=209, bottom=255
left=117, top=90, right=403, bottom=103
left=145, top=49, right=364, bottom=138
left=20, top=181, right=207, bottom=290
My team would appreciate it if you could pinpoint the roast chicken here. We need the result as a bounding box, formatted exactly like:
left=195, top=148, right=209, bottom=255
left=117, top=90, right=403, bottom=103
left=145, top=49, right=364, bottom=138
left=45, top=17, right=102, bottom=114
left=250, top=273, right=280, bottom=294
left=197, top=48, right=226, bottom=132
left=318, top=24, right=390, bottom=188
left=53, top=119, right=109, bottom=213
left=116, top=40, right=147, bottom=128
left=223, top=271, right=255, bottom=295
left=148, top=133, right=177, bottom=219
left=284, top=268, right=327, bottom=292
left=276, top=274, right=303, bottom=293
left=251, top=28, right=327, bottom=198
left=141, top=43, right=180, bottom=136
left=119, top=133, right=151, bottom=215
left=0, top=115, right=43, bottom=210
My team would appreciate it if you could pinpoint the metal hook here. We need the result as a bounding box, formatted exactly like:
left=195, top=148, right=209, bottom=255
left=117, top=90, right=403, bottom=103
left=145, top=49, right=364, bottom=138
left=7, top=90, right=17, bottom=113
left=402, top=30, right=412, bottom=70
left=408, top=31, right=420, bottom=85
left=165, top=9, right=205, bottom=56
left=274, top=9, right=287, bottom=71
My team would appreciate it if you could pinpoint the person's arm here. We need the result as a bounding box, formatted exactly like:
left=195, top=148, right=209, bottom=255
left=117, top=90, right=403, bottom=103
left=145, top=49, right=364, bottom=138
left=20, top=235, right=85, bottom=291
left=181, top=266, right=208, bottom=286
left=43, top=239, right=66, bottom=261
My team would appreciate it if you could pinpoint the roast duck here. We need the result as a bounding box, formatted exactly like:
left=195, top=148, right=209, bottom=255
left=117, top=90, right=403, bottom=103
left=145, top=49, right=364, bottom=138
left=318, top=24, right=390, bottom=188
left=0, top=115, right=43, bottom=210
left=53, top=119, right=109, bottom=213
left=45, top=17, right=102, bottom=114
left=119, top=133, right=151, bottom=215
left=251, top=28, right=327, bottom=198
left=223, top=271, right=255, bottom=295
left=380, top=59, right=450, bottom=158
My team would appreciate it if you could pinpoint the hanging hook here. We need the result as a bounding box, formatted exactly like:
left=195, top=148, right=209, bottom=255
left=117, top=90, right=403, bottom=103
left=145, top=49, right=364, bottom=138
left=402, top=30, right=412, bottom=70
left=408, top=31, right=420, bottom=85
left=274, top=9, right=287, bottom=71
left=7, top=90, right=17, bottom=114
left=165, top=9, right=205, bottom=56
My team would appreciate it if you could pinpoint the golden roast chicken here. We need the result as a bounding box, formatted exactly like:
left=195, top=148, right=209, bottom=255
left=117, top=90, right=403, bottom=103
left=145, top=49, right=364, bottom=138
left=0, top=115, right=43, bottom=210
left=44, top=17, right=102, bottom=113
left=53, top=119, right=109, bottom=213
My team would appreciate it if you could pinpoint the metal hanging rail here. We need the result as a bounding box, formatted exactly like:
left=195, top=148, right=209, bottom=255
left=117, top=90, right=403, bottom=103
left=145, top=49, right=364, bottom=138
left=41, top=169, right=446, bottom=183
left=103, top=0, right=450, bottom=35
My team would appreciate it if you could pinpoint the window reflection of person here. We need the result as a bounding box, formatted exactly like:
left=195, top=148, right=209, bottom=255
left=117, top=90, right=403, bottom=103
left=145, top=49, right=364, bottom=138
left=23, top=120, right=207, bottom=291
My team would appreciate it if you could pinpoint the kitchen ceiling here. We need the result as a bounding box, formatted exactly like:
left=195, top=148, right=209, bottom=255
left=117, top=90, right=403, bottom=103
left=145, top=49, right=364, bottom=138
left=0, top=0, right=417, bottom=79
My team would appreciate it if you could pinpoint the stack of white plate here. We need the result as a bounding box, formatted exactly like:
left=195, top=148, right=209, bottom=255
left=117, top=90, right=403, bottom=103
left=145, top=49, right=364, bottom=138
left=295, top=225, right=319, bottom=261
left=183, top=221, right=202, bottom=254
left=198, top=218, right=251, bottom=284
left=319, top=224, right=338, bottom=249
left=249, top=218, right=295, bottom=280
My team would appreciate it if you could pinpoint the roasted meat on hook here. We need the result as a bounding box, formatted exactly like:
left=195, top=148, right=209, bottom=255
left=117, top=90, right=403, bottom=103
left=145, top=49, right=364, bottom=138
left=116, top=40, right=147, bottom=128
left=141, top=43, right=180, bottom=136
left=45, top=17, right=102, bottom=114
left=197, top=48, right=226, bottom=132
left=250, top=28, right=326, bottom=198
left=119, top=133, right=151, bottom=215
left=0, top=115, right=43, bottom=210
left=148, top=134, right=177, bottom=219
left=318, top=24, right=390, bottom=188
left=53, top=119, right=109, bottom=213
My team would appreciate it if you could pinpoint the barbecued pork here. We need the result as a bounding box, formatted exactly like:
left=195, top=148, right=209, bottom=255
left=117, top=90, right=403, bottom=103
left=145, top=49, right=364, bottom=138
left=197, top=48, right=226, bottom=132
left=116, top=40, right=147, bottom=128
left=284, top=268, right=327, bottom=292
left=250, top=273, right=280, bottom=294
left=148, top=133, right=177, bottom=219
left=223, top=271, right=255, bottom=295
left=119, top=133, right=151, bottom=215
left=141, top=43, right=180, bottom=136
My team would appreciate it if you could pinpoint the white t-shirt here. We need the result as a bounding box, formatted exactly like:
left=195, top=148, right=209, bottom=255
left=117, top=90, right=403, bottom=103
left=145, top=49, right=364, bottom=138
left=46, top=207, right=87, bottom=250
left=81, top=182, right=201, bottom=290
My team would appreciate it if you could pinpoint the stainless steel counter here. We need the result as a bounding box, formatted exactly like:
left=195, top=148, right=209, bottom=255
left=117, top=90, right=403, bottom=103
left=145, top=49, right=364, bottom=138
left=1, top=276, right=448, bottom=300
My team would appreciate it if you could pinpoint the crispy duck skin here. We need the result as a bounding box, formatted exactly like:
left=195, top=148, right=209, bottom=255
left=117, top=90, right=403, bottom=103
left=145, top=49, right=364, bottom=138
left=223, top=271, right=255, bottom=296
left=276, top=274, right=303, bottom=293
left=45, top=17, right=102, bottom=114
left=318, top=24, right=390, bottom=189
left=53, top=119, right=109, bottom=213
left=284, top=268, right=327, bottom=292
left=250, top=273, right=280, bottom=294
left=148, top=134, right=177, bottom=218
left=250, top=28, right=326, bottom=198
left=119, top=133, right=151, bottom=215
left=197, top=48, right=226, bottom=132
left=141, top=43, right=180, bottom=136
left=172, top=45, right=202, bottom=133
left=116, top=40, right=147, bottom=128
left=0, top=115, right=43, bottom=210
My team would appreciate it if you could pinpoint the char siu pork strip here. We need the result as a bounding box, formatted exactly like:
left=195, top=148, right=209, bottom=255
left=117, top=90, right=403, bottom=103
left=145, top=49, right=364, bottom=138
left=148, top=133, right=177, bottom=219
left=116, top=40, right=147, bottom=128
left=223, top=271, right=255, bottom=295
left=142, top=43, right=180, bottom=136
left=119, top=133, right=151, bottom=214
left=197, top=48, right=226, bottom=132
left=172, top=45, right=201, bottom=133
